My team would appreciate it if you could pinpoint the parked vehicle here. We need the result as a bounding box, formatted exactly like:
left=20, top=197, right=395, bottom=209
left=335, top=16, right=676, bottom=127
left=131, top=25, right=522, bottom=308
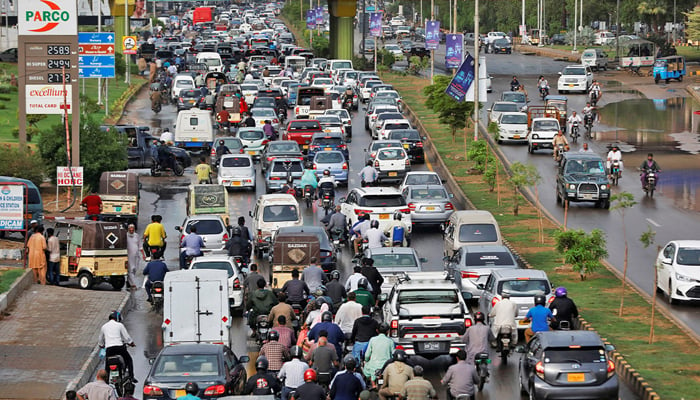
left=99, top=172, right=139, bottom=228
left=655, top=240, right=700, bottom=304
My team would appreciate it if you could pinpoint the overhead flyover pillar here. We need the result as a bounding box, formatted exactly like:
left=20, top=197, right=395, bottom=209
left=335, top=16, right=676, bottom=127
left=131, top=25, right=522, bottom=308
left=328, top=0, right=357, bottom=59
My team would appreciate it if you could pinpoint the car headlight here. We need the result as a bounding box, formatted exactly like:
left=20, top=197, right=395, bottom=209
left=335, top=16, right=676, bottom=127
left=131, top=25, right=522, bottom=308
left=532, top=134, right=539, bottom=139
left=568, top=184, right=576, bottom=190
left=600, top=185, right=607, bottom=190
left=675, top=272, right=694, bottom=282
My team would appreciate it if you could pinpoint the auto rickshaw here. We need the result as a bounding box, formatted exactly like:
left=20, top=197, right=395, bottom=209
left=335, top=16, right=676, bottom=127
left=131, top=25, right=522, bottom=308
left=653, top=56, right=686, bottom=84
left=56, top=221, right=128, bottom=290
left=544, top=95, right=568, bottom=132
left=187, top=184, right=230, bottom=226
left=269, top=233, right=321, bottom=289
left=99, top=171, right=140, bottom=228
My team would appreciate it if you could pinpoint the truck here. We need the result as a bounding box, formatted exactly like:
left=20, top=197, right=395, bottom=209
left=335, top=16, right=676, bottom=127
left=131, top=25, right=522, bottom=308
left=294, top=87, right=325, bottom=118
left=162, top=269, right=231, bottom=346
left=102, top=125, right=192, bottom=170
left=174, top=108, right=215, bottom=154
left=99, top=171, right=139, bottom=228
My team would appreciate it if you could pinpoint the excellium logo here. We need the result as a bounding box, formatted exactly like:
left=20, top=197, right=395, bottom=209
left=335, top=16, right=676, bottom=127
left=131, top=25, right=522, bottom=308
left=24, top=0, right=70, bottom=33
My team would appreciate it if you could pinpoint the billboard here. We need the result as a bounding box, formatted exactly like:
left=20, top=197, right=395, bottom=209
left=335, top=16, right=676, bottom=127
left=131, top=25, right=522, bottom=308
left=18, top=0, right=78, bottom=36
left=425, top=20, right=440, bottom=50
left=0, top=184, right=25, bottom=230
left=445, top=53, right=475, bottom=102
left=25, top=85, right=73, bottom=114
left=306, top=10, right=316, bottom=30
left=445, top=33, right=463, bottom=69
left=369, top=12, right=382, bottom=37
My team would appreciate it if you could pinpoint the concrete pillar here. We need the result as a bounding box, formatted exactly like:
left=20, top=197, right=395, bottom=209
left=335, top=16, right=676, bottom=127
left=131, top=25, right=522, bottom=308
left=330, top=16, right=354, bottom=59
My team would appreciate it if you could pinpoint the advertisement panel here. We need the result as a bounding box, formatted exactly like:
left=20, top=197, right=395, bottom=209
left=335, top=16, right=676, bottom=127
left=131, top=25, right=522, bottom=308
left=0, top=185, right=25, bottom=230
left=25, top=85, right=73, bottom=114
left=425, top=20, right=440, bottom=50
left=18, top=0, right=78, bottom=36
left=445, top=53, right=475, bottom=102
left=315, top=7, right=323, bottom=25
left=306, top=10, right=316, bottom=30
left=56, top=166, right=84, bottom=186
left=445, top=33, right=463, bottom=69
left=369, top=12, right=382, bottom=37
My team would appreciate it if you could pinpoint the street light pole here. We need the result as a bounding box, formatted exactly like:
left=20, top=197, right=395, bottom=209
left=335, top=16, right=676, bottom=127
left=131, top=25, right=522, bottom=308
left=430, top=0, right=434, bottom=83
left=673, top=0, right=677, bottom=43
left=573, top=0, right=578, bottom=51
left=615, top=0, right=620, bottom=61
left=473, top=0, right=479, bottom=142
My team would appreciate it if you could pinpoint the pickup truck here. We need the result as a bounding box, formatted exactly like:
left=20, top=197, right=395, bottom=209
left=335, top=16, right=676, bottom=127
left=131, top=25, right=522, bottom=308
left=379, top=272, right=472, bottom=358
left=283, top=119, right=322, bottom=153
left=102, top=125, right=192, bottom=169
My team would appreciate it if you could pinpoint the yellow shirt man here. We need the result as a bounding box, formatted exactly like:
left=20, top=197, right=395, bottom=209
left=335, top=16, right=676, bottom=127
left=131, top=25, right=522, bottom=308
left=195, top=162, right=212, bottom=183
left=143, top=222, right=166, bottom=247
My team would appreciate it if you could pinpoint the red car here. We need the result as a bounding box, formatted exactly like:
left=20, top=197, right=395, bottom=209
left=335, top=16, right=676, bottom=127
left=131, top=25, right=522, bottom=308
left=283, top=119, right=322, bottom=153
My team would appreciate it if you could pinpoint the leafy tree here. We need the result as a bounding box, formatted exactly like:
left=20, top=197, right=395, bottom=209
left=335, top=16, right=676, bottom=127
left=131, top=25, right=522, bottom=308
left=466, top=139, right=495, bottom=173
left=508, top=161, right=541, bottom=216
left=312, top=34, right=331, bottom=59
left=0, top=145, right=45, bottom=186
left=423, top=75, right=473, bottom=142
left=684, top=6, right=700, bottom=43
left=611, top=191, right=637, bottom=316
left=483, top=163, right=497, bottom=192
left=37, top=118, right=127, bottom=190
left=378, top=49, right=396, bottom=69
left=637, top=0, right=666, bottom=33
left=12, top=114, right=46, bottom=142
left=554, top=228, right=608, bottom=280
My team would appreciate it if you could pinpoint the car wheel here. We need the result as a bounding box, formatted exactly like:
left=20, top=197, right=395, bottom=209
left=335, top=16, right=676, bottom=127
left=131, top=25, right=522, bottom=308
left=529, top=383, right=537, bottom=400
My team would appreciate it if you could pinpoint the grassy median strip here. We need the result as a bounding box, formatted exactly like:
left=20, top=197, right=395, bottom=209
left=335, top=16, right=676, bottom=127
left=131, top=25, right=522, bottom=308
left=382, top=72, right=699, bottom=399
left=0, top=268, right=24, bottom=294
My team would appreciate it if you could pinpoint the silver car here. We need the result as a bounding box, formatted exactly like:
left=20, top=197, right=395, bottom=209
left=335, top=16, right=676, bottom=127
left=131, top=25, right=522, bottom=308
left=175, top=215, right=230, bottom=253
left=189, top=255, right=247, bottom=311
left=217, top=154, right=256, bottom=190
left=401, top=184, right=454, bottom=224
left=250, top=107, right=280, bottom=131
left=362, top=247, right=425, bottom=293
left=238, top=127, right=268, bottom=159
left=444, top=244, right=519, bottom=300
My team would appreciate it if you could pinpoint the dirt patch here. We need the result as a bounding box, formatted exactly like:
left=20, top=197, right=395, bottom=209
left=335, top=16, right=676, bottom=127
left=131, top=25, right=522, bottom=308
left=40, top=184, right=83, bottom=218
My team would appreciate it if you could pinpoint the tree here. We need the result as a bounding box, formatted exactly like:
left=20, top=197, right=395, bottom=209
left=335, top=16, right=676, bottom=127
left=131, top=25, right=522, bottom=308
left=610, top=191, right=637, bottom=316
left=466, top=139, right=495, bottom=174
left=684, top=6, right=700, bottom=43
left=508, top=162, right=541, bottom=216
left=554, top=229, right=608, bottom=280
left=423, top=75, right=473, bottom=142
left=0, top=145, right=45, bottom=187
left=37, top=118, right=127, bottom=191
left=637, top=0, right=666, bottom=33
left=639, top=225, right=658, bottom=344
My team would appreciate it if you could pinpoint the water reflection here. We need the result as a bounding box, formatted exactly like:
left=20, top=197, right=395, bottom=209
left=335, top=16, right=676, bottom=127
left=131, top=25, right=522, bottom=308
left=659, top=170, right=700, bottom=212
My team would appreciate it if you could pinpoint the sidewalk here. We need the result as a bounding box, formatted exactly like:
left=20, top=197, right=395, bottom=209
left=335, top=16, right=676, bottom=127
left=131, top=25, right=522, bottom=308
left=0, top=282, right=129, bottom=400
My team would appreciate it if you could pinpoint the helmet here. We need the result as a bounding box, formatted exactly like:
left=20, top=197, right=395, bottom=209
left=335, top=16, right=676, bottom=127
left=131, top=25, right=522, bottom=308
left=393, top=211, right=402, bottom=220
left=323, top=169, right=331, bottom=176
left=305, top=161, right=314, bottom=169
left=358, top=278, right=368, bottom=289
left=219, top=139, right=225, bottom=145
left=393, top=349, right=407, bottom=362
left=346, top=85, right=352, bottom=90
left=255, top=356, right=269, bottom=371
left=330, top=270, right=340, bottom=281
left=185, top=382, right=199, bottom=395
left=370, top=220, right=379, bottom=229
left=232, top=226, right=242, bottom=236
left=362, top=213, right=370, bottom=221
left=321, top=311, right=333, bottom=322
left=344, top=354, right=357, bottom=369
left=534, top=294, right=546, bottom=306
left=303, top=368, right=317, bottom=382
left=474, top=311, right=485, bottom=323
left=555, top=287, right=568, bottom=298
left=109, top=311, right=122, bottom=322
left=378, top=322, right=390, bottom=334
left=315, top=285, right=327, bottom=297
left=267, top=329, right=279, bottom=341
left=290, top=346, right=303, bottom=359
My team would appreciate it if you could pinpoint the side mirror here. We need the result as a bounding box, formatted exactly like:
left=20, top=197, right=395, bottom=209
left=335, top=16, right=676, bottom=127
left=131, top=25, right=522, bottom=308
left=558, top=72, right=562, bottom=75
left=338, top=197, right=346, bottom=203
left=442, top=256, right=450, bottom=263
left=662, top=258, right=672, bottom=265
left=378, top=293, right=388, bottom=302
left=604, top=344, right=616, bottom=352
left=175, top=226, right=182, bottom=231
left=476, top=283, right=485, bottom=290
left=422, top=136, right=427, bottom=140
left=239, top=355, right=250, bottom=363
left=449, top=193, right=455, bottom=198
left=461, top=291, right=473, bottom=300
left=419, top=257, right=428, bottom=263
left=514, top=345, right=526, bottom=353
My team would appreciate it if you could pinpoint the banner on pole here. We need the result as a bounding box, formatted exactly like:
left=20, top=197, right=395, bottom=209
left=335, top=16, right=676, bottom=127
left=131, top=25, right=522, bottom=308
left=425, top=20, right=440, bottom=50
left=445, top=33, right=463, bottom=69
left=369, top=12, right=382, bottom=37
left=315, top=7, right=323, bottom=25
left=306, top=10, right=316, bottom=30
left=445, top=53, right=475, bottom=102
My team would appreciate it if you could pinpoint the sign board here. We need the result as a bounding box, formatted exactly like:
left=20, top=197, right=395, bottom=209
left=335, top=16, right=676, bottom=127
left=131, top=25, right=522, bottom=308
left=369, top=13, right=382, bottom=37
left=18, top=0, right=78, bottom=36
left=445, top=34, right=463, bottom=69
left=464, top=55, right=489, bottom=102
left=445, top=54, right=475, bottom=102
left=78, top=32, right=115, bottom=78
left=25, top=84, right=73, bottom=114
left=122, top=36, right=137, bottom=54
left=425, top=20, right=440, bottom=50
left=57, top=166, right=84, bottom=186
left=0, top=184, right=26, bottom=230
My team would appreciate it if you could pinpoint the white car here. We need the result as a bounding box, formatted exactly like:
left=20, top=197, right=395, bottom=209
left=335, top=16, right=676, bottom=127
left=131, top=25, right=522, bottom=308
left=176, top=215, right=229, bottom=253
left=389, top=16, right=406, bottom=27
left=361, top=80, right=384, bottom=102
left=527, top=117, right=561, bottom=154
left=378, top=119, right=412, bottom=140
left=217, top=154, right=256, bottom=190
left=400, top=171, right=443, bottom=192
left=171, top=74, right=195, bottom=101
left=189, top=255, right=247, bottom=311
left=496, top=112, right=529, bottom=143
left=383, top=44, right=404, bottom=60
left=488, top=101, right=520, bottom=124
left=374, top=147, right=410, bottom=182
left=340, top=187, right=412, bottom=233
left=656, top=240, right=700, bottom=304
left=311, top=78, right=335, bottom=92
left=240, top=83, right=261, bottom=104
left=368, top=106, right=401, bottom=133
left=557, top=65, right=593, bottom=94
left=486, top=31, right=508, bottom=44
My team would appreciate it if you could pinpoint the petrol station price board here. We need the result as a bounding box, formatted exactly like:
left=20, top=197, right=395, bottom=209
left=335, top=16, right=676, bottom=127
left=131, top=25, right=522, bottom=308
left=21, top=38, right=79, bottom=114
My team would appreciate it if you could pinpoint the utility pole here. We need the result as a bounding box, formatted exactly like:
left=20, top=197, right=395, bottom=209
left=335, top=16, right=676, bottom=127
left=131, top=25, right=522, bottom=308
left=453, top=0, right=457, bottom=34
left=430, top=0, right=434, bottom=83
left=573, top=0, right=577, bottom=51
left=473, top=0, right=479, bottom=142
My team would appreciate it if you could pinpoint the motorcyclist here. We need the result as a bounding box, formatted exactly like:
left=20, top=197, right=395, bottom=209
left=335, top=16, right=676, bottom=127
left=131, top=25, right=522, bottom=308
left=509, top=76, right=520, bottom=91
left=179, top=225, right=204, bottom=269
left=293, top=369, right=326, bottom=400
left=549, top=287, right=579, bottom=329
left=281, top=268, right=311, bottom=310
left=461, top=311, right=493, bottom=364
left=352, top=278, right=375, bottom=309
left=225, top=226, right=252, bottom=262
left=150, top=88, right=162, bottom=109
left=242, top=112, right=256, bottom=127
left=329, top=356, right=365, bottom=400
left=378, top=350, right=414, bottom=400
left=582, top=101, right=595, bottom=117
left=143, top=254, right=169, bottom=303
left=342, top=86, right=355, bottom=108
left=307, top=311, right=346, bottom=358
left=150, top=139, right=159, bottom=167
left=260, top=330, right=290, bottom=374
left=350, top=304, right=379, bottom=362
left=248, top=279, right=279, bottom=333
left=364, top=220, right=387, bottom=249
left=488, top=290, right=518, bottom=345
left=606, top=144, right=624, bottom=177
left=244, top=356, right=282, bottom=395
left=263, top=120, right=277, bottom=141
left=567, top=111, right=583, bottom=138
left=317, top=169, right=337, bottom=200
left=142, top=214, right=166, bottom=260
left=325, top=205, right=348, bottom=242
left=441, top=349, right=479, bottom=400
left=157, top=140, right=175, bottom=171
left=360, top=257, right=383, bottom=300
left=589, top=79, right=602, bottom=103
left=215, top=139, right=231, bottom=165
left=359, top=160, right=379, bottom=187
left=350, top=213, right=371, bottom=255
left=523, top=294, right=554, bottom=343
left=279, top=346, right=309, bottom=400
left=639, top=153, right=661, bottom=190
left=300, top=162, right=319, bottom=197
left=383, top=212, right=410, bottom=247
left=160, top=128, right=173, bottom=145
left=537, top=75, right=549, bottom=96
left=177, top=382, right=199, bottom=400
left=216, top=108, right=231, bottom=132
left=302, top=257, right=325, bottom=294
left=552, top=130, right=569, bottom=160
left=99, top=311, right=137, bottom=382
left=362, top=323, right=395, bottom=380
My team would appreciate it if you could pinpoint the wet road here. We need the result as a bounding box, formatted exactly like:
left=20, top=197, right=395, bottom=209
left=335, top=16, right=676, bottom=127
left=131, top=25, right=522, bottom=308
left=117, top=82, right=639, bottom=399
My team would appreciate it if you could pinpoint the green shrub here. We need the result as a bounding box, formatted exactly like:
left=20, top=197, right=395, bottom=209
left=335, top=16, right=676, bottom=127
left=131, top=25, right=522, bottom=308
left=0, top=146, right=45, bottom=186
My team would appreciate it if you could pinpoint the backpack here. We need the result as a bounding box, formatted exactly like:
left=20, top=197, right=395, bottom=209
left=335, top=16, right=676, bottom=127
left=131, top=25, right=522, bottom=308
left=392, top=226, right=405, bottom=244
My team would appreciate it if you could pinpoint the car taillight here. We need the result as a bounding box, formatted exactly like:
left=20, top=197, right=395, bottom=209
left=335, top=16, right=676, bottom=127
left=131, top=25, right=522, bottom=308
left=204, top=385, right=226, bottom=396
left=354, top=95, right=357, bottom=98
left=535, top=361, right=545, bottom=379
left=417, top=142, right=424, bottom=148
left=267, top=157, right=275, bottom=162
left=408, top=203, right=416, bottom=211
left=607, top=359, right=615, bottom=378
left=143, top=386, right=164, bottom=396
left=210, top=147, right=216, bottom=156
left=465, top=318, right=473, bottom=327
left=233, top=277, right=241, bottom=289
left=295, top=107, right=299, bottom=113
left=461, top=271, right=480, bottom=279
left=262, top=139, right=269, bottom=145
left=313, top=163, right=318, bottom=169
left=374, top=160, right=379, bottom=167
left=257, top=229, right=262, bottom=239
left=109, top=364, right=117, bottom=370
left=179, top=234, right=185, bottom=245
left=339, top=144, right=346, bottom=150
left=222, top=232, right=229, bottom=242
left=548, top=296, right=555, bottom=304
left=270, top=176, right=281, bottom=180
left=273, top=119, right=279, bottom=124
left=399, top=208, right=410, bottom=214
left=354, top=209, right=372, bottom=215
left=390, top=319, right=399, bottom=329
left=342, top=162, right=348, bottom=170
left=445, top=202, right=454, bottom=210
left=405, top=159, right=410, bottom=166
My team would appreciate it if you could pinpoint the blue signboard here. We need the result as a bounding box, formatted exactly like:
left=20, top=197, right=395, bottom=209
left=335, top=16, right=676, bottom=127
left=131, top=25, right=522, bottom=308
left=79, top=55, right=116, bottom=67
left=78, top=32, right=115, bottom=79
left=78, top=32, right=116, bottom=44
left=79, top=67, right=116, bottom=79
left=445, top=54, right=476, bottom=102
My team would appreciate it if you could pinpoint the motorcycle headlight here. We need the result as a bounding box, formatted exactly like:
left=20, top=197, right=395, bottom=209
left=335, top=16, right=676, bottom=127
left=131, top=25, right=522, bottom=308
left=600, top=185, right=607, bottom=190
left=675, top=272, right=694, bottom=282
left=568, top=184, right=576, bottom=190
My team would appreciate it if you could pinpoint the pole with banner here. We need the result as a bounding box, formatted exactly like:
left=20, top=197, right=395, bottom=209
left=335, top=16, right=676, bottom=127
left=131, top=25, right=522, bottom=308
left=445, top=33, right=463, bottom=71
left=425, top=20, right=439, bottom=83
left=370, top=12, right=381, bottom=72
left=474, top=0, right=480, bottom=141
left=306, top=10, right=315, bottom=46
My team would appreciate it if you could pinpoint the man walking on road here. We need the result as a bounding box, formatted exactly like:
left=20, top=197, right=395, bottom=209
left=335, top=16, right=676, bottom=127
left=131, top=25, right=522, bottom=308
left=27, top=225, right=47, bottom=285
left=77, top=369, right=117, bottom=400
left=126, top=224, right=140, bottom=289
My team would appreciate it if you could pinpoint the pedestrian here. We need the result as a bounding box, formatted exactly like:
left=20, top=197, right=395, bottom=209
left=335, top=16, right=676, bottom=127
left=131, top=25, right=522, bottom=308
left=76, top=369, right=118, bottom=400
left=80, top=189, right=103, bottom=220
left=46, top=228, right=61, bottom=285
left=27, top=225, right=47, bottom=285
left=126, top=224, right=140, bottom=289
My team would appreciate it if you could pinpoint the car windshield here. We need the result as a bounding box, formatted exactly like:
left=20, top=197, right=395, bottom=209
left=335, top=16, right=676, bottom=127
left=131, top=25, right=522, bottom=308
left=241, top=84, right=259, bottom=91
left=315, top=152, right=344, bottom=163
left=359, top=195, right=406, bottom=207
left=676, top=248, right=700, bottom=266
left=373, top=253, right=419, bottom=269
left=564, top=159, right=606, bottom=175
left=501, top=93, right=525, bottom=103
left=384, top=123, right=410, bottom=131
left=493, top=103, right=519, bottom=112
left=152, top=354, right=221, bottom=378
left=262, top=205, right=299, bottom=222
left=564, top=67, right=586, bottom=75
left=398, top=289, right=458, bottom=304
left=533, top=120, right=560, bottom=131
left=463, top=252, right=514, bottom=266
left=458, top=224, right=498, bottom=242
left=326, top=110, right=350, bottom=119
left=494, top=39, right=509, bottom=45
left=501, top=114, right=528, bottom=124
left=377, top=113, right=403, bottom=121
left=185, top=220, right=223, bottom=235
left=498, top=279, right=550, bottom=296
left=410, top=188, right=447, bottom=200
left=270, top=143, right=300, bottom=152
left=254, top=99, right=276, bottom=107
left=389, top=130, right=420, bottom=140
left=221, top=157, right=251, bottom=168
left=316, top=117, right=342, bottom=124
left=377, top=148, right=405, bottom=160
left=239, top=130, right=264, bottom=140
left=176, top=80, right=194, bottom=88
left=582, top=50, right=596, bottom=57
left=252, top=109, right=276, bottom=117
left=271, top=161, right=303, bottom=173
left=544, top=347, right=607, bottom=364
left=313, top=137, right=342, bottom=146
left=405, top=174, right=441, bottom=185
left=333, top=61, right=352, bottom=69
left=191, top=261, right=234, bottom=278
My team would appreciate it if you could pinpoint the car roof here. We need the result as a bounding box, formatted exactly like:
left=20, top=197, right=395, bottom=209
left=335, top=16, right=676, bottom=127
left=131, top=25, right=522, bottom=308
left=220, top=154, right=252, bottom=159
left=460, top=244, right=513, bottom=253
left=395, top=272, right=459, bottom=289
left=191, top=254, right=235, bottom=262
left=353, top=187, right=402, bottom=196
left=499, top=112, right=528, bottom=117
left=536, top=330, right=605, bottom=348
left=563, top=152, right=605, bottom=162
left=312, top=132, right=343, bottom=138
left=258, top=193, right=298, bottom=203
left=184, top=214, right=226, bottom=222
left=367, top=246, right=418, bottom=256
left=490, top=268, right=548, bottom=279
left=159, top=343, right=225, bottom=355
left=406, top=184, right=446, bottom=191
left=669, top=240, right=700, bottom=247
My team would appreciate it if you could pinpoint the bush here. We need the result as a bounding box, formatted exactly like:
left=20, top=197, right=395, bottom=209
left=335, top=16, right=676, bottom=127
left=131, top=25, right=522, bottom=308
left=0, top=84, right=17, bottom=94
left=378, top=49, right=395, bottom=68
left=0, top=145, right=45, bottom=186
left=352, top=55, right=372, bottom=71
left=312, top=34, right=331, bottom=59
left=466, top=139, right=496, bottom=173
left=554, top=228, right=608, bottom=280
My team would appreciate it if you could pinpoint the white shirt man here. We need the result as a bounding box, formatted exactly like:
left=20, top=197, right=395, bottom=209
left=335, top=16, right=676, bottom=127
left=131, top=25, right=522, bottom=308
left=606, top=148, right=624, bottom=172
left=364, top=226, right=387, bottom=249
left=567, top=112, right=582, bottom=133
left=359, top=165, right=379, bottom=183
left=160, top=130, right=173, bottom=144
left=488, top=294, right=518, bottom=342
left=345, top=268, right=373, bottom=292
left=334, top=295, right=363, bottom=335
left=98, top=319, right=133, bottom=348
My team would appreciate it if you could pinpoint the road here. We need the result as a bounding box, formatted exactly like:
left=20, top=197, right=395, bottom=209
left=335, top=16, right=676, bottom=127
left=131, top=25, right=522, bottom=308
left=114, top=80, right=639, bottom=399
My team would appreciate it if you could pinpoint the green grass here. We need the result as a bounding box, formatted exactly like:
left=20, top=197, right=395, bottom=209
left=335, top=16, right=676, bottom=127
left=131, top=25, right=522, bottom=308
left=383, top=71, right=700, bottom=399
left=0, top=268, right=24, bottom=293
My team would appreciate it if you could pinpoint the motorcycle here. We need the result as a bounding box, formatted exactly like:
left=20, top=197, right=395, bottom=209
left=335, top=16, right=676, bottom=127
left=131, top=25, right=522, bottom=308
left=329, top=227, right=347, bottom=252
left=106, top=355, right=131, bottom=397
left=320, top=188, right=334, bottom=215
left=554, top=143, right=568, bottom=165
left=570, top=121, right=580, bottom=143
left=152, top=100, right=162, bottom=114
left=151, top=155, right=184, bottom=177
left=255, top=314, right=270, bottom=346
left=474, top=352, right=491, bottom=391
left=609, top=160, right=622, bottom=186
left=642, top=168, right=658, bottom=197
left=342, top=96, right=353, bottom=111
left=510, top=83, right=520, bottom=92
left=496, top=326, right=515, bottom=364
left=150, top=281, right=164, bottom=312
left=583, top=113, right=594, bottom=139
left=589, top=90, right=600, bottom=107
left=303, top=185, right=314, bottom=209
left=539, top=86, right=549, bottom=101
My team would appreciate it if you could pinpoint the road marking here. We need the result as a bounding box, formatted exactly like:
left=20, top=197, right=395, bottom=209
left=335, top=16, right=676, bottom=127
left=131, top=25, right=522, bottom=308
left=646, top=218, right=661, bottom=227
left=424, top=150, right=434, bottom=172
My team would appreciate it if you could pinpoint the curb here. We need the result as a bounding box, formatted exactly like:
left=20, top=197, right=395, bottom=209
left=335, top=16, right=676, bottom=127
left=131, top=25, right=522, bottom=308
left=0, top=269, right=33, bottom=315
left=63, top=291, right=131, bottom=399
left=0, top=248, right=23, bottom=260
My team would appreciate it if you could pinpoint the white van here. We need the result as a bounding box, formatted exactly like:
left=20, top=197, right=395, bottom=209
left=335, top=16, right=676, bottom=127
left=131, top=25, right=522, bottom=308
left=162, top=269, right=231, bottom=345
left=284, top=56, right=307, bottom=78
left=249, top=194, right=303, bottom=256
left=174, top=108, right=214, bottom=152
left=196, top=52, right=224, bottom=72
left=328, top=59, right=353, bottom=78
left=443, top=210, right=503, bottom=256
left=171, top=74, right=195, bottom=101
left=581, top=48, right=609, bottom=71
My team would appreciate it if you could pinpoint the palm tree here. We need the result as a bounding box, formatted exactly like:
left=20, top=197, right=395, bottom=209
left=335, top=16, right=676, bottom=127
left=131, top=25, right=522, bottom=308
left=637, top=0, right=667, bottom=33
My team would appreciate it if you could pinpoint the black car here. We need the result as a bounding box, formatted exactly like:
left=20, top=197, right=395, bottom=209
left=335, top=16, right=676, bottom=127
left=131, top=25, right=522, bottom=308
left=0, top=48, right=17, bottom=63
left=177, top=89, right=205, bottom=111
left=143, top=343, right=249, bottom=400
left=260, top=140, right=303, bottom=172
left=408, top=44, right=430, bottom=59
left=550, top=33, right=567, bottom=45
left=274, top=226, right=337, bottom=272
left=387, top=129, right=425, bottom=163
left=492, top=38, right=512, bottom=54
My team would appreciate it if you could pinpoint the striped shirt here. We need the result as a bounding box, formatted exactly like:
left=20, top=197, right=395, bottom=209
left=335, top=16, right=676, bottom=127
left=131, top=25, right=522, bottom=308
left=402, top=377, right=436, bottom=400
left=278, top=359, right=309, bottom=388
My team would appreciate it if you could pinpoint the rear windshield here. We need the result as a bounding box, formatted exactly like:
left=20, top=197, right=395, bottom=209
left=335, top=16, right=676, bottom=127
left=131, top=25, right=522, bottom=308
left=501, top=93, right=525, bottom=102
left=191, top=261, right=234, bottom=278
left=398, top=289, right=458, bottom=304
left=288, top=121, right=321, bottom=131
left=497, top=279, right=550, bottom=296
left=389, top=130, right=420, bottom=140
left=185, top=220, right=223, bottom=235
left=313, top=137, right=342, bottom=146
left=315, top=152, right=344, bottom=163
left=373, top=254, right=419, bottom=268
left=405, top=174, right=441, bottom=185
left=359, top=195, right=406, bottom=207
left=410, top=188, right=447, bottom=199
left=241, top=84, right=259, bottom=91
left=221, top=139, right=242, bottom=149
left=544, top=347, right=607, bottom=364
left=221, top=157, right=251, bottom=167
left=377, top=148, right=405, bottom=160
left=252, top=108, right=276, bottom=118
left=493, top=103, right=519, bottom=112
left=458, top=223, right=498, bottom=243
left=270, top=142, right=300, bottom=152
left=271, top=161, right=303, bottom=173
left=501, top=114, right=528, bottom=124
left=153, top=354, right=221, bottom=378
left=176, top=80, right=194, bottom=88
left=332, top=61, right=352, bottom=69
left=377, top=113, right=403, bottom=121
left=239, top=130, right=264, bottom=140
left=262, top=205, right=299, bottom=222
left=463, top=252, right=514, bottom=266
left=384, top=123, right=410, bottom=130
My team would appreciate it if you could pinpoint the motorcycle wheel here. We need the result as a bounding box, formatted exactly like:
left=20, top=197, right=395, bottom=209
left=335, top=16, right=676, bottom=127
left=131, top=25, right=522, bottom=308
left=612, top=174, right=618, bottom=186
left=501, top=349, right=509, bottom=364
left=571, top=130, right=578, bottom=143
left=649, top=185, right=655, bottom=197
left=173, top=161, right=185, bottom=176
left=306, top=197, right=312, bottom=209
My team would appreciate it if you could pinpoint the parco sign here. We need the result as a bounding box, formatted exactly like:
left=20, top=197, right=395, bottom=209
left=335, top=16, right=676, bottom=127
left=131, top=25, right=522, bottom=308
left=19, top=0, right=77, bottom=36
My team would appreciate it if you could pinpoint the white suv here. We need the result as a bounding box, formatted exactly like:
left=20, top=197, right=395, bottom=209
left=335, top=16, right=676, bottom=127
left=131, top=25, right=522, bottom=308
left=340, top=187, right=412, bottom=233
left=557, top=65, right=593, bottom=94
left=378, top=119, right=412, bottom=140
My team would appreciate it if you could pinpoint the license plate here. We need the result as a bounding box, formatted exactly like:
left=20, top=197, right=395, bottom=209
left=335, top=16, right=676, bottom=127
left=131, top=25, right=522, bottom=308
left=175, top=390, right=186, bottom=398
left=581, top=194, right=594, bottom=200
left=259, top=121, right=265, bottom=125
left=519, top=319, right=529, bottom=325
left=513, top=135, right=520, bottom=139
left=232, top=181, right=242, bottom=186
left=425, top=206, right=436, bottom=211
left=324, top=147, right=332, bottom=151
left=567, top=373, right=585, bottom=382
left=153, top=293, right=163, bottom=298
left=568, top=84, right=575, bottom=87
left=115, top=206, right=122, bottom=212
left=423, top=342, right=441, bottom=351
left=403, top=144, right=409, bottom=149
left=248, top=151, right=256, bottom=155
left=188, top=100, right=195, bottom=104
left=379, top=214, right=390, bottom=220
left=388, top=171, right=398, bottom=177
left=303, top=145, right=309, bottom=149
left=192, top=138, right=199, bottom=142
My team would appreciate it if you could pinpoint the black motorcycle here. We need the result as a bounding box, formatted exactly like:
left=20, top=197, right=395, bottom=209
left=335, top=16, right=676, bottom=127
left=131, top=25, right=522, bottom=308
left=539, top=86, right=549, bottom=101
left=583, top=113, right=594, bottom=139
left=152, top=101, right=161, bottom=114
left=303, top=185, right=314, bottom=209
left=150, top=281, right=164, bottom=312
left=642, top=167, right=658, bottom=197
left=106, top=355, right=132, bottom=397
left=151, top=155, right=184, bottom=177
left=475, top=352, right=491, bottom=391
left=570, top=121, right=580, bottom=143
left=496, top=326, right=515, bottom=364
left=320, top=188, right=334, bottom=215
